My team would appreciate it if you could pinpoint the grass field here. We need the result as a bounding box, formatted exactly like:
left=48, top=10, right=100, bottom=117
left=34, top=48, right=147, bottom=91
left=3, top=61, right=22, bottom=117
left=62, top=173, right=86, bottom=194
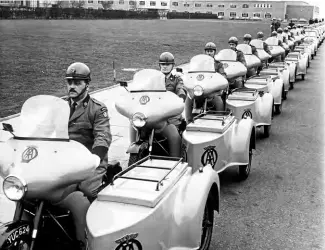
left=0, top=19, right=270, bottom=117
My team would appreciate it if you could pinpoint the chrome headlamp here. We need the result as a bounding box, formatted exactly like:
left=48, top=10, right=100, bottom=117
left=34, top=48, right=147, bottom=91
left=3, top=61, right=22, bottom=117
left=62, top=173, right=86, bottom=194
left=131, top=112, right=147, bottom=128
left=3, top=175, right=27, bottom=201
left=193, top=85, right=204, bottom=96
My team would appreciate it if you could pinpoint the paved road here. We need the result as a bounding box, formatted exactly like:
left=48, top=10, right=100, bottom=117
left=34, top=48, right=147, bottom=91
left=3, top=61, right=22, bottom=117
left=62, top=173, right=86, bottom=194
left=211, top=46, right=325, bottom=249
left=0, top=46, right=324, bottom=249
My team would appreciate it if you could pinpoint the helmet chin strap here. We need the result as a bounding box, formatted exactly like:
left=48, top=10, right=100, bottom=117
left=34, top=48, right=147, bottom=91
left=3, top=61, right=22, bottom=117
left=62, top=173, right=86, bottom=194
left=71, top=84, right=88, bottom=102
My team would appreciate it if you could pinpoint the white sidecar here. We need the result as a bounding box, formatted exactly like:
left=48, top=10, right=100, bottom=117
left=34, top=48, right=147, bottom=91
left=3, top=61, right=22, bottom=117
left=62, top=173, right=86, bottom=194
left=226, top=88, right=273, bottom=137
left=285, top=51, right=308, bottom=80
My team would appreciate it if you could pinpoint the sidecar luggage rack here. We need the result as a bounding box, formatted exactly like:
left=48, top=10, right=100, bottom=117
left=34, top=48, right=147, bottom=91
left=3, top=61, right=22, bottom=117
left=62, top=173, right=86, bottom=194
left=193, top=110, right=232, bottom=124
left=111, top=155, right=184, bottom=191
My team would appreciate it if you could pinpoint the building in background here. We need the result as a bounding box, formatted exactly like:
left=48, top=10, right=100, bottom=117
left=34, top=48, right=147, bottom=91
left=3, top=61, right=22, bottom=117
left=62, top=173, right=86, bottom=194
left=0, top=0, right=320, bottom=20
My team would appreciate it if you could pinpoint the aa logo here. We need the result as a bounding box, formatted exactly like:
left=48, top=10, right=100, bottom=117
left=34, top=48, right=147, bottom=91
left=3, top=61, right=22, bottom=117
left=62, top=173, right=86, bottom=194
left=21, top=147, right=38, bottom=163
left=201, top=145, right=218, bottom=169
left=139, top=95, right=150, bottom=105
left=115, top=233, right=142, bottom=250
left=242, top=109, right=253, bottom=119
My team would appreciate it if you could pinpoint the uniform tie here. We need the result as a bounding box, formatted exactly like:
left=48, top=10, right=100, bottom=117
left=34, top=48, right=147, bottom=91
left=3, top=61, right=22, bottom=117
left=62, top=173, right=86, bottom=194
left=70, top=102, right=77, bottom=118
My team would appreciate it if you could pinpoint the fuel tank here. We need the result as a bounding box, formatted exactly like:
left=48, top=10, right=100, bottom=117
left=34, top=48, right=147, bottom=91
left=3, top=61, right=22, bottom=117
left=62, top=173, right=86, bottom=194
left=115, top=69, right=184, bottom=130
left=215, top=49, right=247, bottom=79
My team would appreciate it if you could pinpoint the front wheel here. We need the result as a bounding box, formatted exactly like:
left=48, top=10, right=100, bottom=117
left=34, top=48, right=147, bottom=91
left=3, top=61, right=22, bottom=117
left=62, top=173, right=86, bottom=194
left=199, top=200, right=214, bottom=250
left=238, top=147, right=252, bottom=181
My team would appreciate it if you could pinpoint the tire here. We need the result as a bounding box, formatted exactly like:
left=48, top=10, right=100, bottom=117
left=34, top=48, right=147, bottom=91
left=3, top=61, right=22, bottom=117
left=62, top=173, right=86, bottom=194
left=238, top=146, right=252, bottom=181
left=301, top=74, right=305, bottom=80
left=289, top=82, right=294, bottom=90
left=263, top=125, right=271, bottom=138
left=274, top=103, right=282, bottom=115
left=282, top=88, right=287, bottom=101
left=199, top=200, right=214, bottom=250
left=311, top=54, right=314, bottom=59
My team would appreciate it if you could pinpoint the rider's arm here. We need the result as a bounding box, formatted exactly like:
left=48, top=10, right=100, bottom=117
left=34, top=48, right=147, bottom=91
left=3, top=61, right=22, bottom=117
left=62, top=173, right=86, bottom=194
left=215, top=60, right=227, bottom=78
left=237, top=51, right=247, bottom=67
left=264, top=42, right=272, bottom=56
left=174, top=76, right=187, bottom=102
left=251, top=45, right=258, bottom=57
left=92, top=105, right=112, bottom=161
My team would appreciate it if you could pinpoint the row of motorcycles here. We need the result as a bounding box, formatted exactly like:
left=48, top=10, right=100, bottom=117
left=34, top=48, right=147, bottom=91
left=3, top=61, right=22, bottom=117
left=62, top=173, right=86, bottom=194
left=0, top=23, right=324, bottom=250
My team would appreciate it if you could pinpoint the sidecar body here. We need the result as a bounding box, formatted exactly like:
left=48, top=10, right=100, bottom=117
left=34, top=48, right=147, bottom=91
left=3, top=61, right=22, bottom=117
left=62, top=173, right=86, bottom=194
left=226, top=88, right=273, bottom=137
left=285, top=51, right=308, bottom=80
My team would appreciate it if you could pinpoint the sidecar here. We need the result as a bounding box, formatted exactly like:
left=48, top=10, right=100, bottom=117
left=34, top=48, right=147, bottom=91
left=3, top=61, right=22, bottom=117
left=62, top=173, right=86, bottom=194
left=226, top=88, right=273, bottom=137
left=268, top=61, right=297, bottom=86
left=293, top=45, right=311, bottom=67
left=182, top=110, right=255, bottom=181
left=215, top=49, right=247, bottom=79
left=86, top=154, right=220, bottom=250
left=245, top=75, right=283, bottom=114
left=285, top=51, right=308, bottom=80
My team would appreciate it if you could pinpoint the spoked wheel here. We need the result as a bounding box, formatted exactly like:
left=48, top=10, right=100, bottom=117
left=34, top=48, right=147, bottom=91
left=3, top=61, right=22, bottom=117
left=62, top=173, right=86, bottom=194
left=238, top=147, right=252, bottom=181
left=199, top=200, right=214, bottom=250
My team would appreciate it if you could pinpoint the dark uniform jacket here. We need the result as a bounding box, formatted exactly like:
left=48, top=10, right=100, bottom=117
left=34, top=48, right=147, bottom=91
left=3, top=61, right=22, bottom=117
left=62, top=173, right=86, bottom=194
left=234, top=48, right=247, bottom=67
left=63, top=94, right=112, bottom=168
left=214, top=60, right=227, bottom=78
left=165, top=73, right=186, bottom=126
left=250, top=44, right=258, bottom=57
left=263, top=42, right=272, bottom=56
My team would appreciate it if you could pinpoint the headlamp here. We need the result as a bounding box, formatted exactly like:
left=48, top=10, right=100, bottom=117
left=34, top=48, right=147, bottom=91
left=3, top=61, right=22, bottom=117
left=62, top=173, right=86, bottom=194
left=193, top=85, right=204, bottom=96
left=131, top=113, right=147, bottom=128
left=3, top=175, right=27, bottom=201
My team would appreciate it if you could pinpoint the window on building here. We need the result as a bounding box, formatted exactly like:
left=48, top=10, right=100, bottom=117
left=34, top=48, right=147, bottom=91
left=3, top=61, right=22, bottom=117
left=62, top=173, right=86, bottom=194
left=195, top=3, right=201, bottom=7
left=242, top=13, right=248, bottom=17
left=139, top=1, right=145, bottom=5
left=161, top=2, right=167, bottom=6
left=172, top=2, right=178, bottom=6
left=184, top=3, right=189, bottom=7
left=230, top=12, right=236, bottom=17
left=254, top=4, right=256, bottom=7
left=207, top=4, right=213, bottom=7
left=265, top=13, right=272, bottom=18
left=218, top=12, right=224, bottom=16
left=129, top=1, right=135, bottom=5
left=150, top=1, right=155, bottom=6
left=88, top=0, right=93, bottom=3
left=207, top=11, right=212, bottom=14
left=230, top=4, right=236, bottom=8
left=218, top=5, right=224, bottom=8
left=254, top=13, right=260, bottom=17
left=242, top=4, right=249, bottom=8
left=270, top=4, right=272, bottom=8
left=119, top=0, right=124, bottom=4
left=263, top=4, right=266, bottom=8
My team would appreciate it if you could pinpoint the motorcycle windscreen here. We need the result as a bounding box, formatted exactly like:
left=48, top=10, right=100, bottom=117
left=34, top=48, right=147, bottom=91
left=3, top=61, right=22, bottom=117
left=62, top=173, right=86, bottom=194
left=115, top=92, right=184, bottom=129
left=236, top=44, right=253, bottom=55
left=15, top=95, right=69, bottom=139
left=183, top=72, right=228, bottom=97
left=128, top=69, right=166, bottom=92
left=250, top=39, right=264, bottom=49
left=188, top=54, right=215, bottom=73
left=215, top=49, right=237, bottom=61
left=223, top=61, right=247, bottom=79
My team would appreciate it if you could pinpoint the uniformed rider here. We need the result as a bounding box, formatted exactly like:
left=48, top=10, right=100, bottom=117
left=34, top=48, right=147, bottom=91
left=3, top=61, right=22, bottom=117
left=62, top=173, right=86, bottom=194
left=57, top=62, right=112, bottom=249
left=204, top=42, right=227, bottom=78
left=228, top=36, right=247, bottom=89
left=257, top=31, right=272, bottom=56
left=270, top=31, right=284, bottom=62
left=130, top=52, right=184, bottom=158
left=243, top=34, right=259, bottom=77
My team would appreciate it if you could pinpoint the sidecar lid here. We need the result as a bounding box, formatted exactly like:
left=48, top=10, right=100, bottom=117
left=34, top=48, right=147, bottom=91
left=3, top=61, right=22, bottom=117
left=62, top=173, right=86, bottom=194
left=186, top=111, right=235, bottom=133
left=227, top=88, right=259, bottom=101
left=98, top=156, right=189, bottom=208
left=246, top=75, right=277, bottom=85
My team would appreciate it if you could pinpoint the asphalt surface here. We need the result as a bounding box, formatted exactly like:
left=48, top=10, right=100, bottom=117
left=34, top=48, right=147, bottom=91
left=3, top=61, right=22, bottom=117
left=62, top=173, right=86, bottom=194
left=0, top=45, right=324, bottom=250
left=211, top=45, right=325, bottom=249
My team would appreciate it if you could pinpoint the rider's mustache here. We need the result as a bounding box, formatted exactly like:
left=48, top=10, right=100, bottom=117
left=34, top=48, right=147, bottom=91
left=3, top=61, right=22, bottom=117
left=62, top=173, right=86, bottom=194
left=69, top=89, right=77, bottom=93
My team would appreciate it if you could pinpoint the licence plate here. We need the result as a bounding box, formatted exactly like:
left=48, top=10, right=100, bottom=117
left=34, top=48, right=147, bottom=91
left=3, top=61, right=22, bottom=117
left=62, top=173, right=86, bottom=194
left=6, top=225, right=31, bottom=245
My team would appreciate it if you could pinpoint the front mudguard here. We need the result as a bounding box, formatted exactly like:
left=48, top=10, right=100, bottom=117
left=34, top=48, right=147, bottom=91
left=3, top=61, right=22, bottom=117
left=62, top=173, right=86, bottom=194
left=268, top=78, right=283, bottom=105
left=170, top=164, right=219, bottom=248
left=0, top=221, right=32, bottom=249
left=230, top=118, right=255, bottom=166
left=255, top=93, right=273, bottom=126
left=126, top=141, right=149, bottom=154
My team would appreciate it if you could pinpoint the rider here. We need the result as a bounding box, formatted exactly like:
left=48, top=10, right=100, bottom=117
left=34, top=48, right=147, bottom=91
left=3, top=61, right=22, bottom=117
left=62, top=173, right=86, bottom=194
left=228, top=36, right=247, bottom=89
left=129, top=52, right=184, bottom=158
left=58, top=62, right=113, bottom=249
left=270, top=31, right=284, bottom=62
left=243, top=34, right=259, bottom=77
left=277, top=28, right=288, bottom=59
left=204, top=42, right=227, bottom=78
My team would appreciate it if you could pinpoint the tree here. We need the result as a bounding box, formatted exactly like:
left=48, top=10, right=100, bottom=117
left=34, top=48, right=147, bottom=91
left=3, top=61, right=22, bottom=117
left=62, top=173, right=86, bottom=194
left=70, top=0, right=85, bottom=8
